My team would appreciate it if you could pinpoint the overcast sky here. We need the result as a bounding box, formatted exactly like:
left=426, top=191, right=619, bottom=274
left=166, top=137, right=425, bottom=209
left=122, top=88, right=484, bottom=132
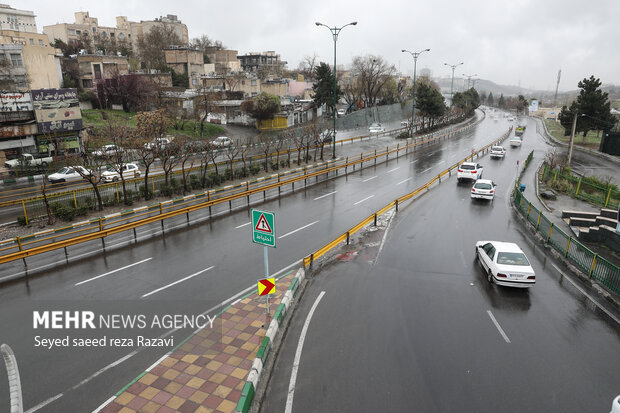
left=20, top=0, right=620, bottom=92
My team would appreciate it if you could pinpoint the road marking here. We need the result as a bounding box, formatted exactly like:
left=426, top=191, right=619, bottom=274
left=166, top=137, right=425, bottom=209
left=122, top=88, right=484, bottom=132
left=75, top=258, right=153, bottom=286
left=24, top=394, right=63, bottom=413
left=313, top=191, right=337, bottom=201
left=362, top=176, right=377, bottom=182
left=387, top=167, right=400, bottom=173
left=285, top=291, right=326, bottom=413
left=421, top=167, right=432, bottom=173
left=487, top=310, right=511, bottom=343
left=374, top=211, right=395, bottom=265
left=353, top=195, right=374, bottom=205
left=397, top=178, right=412, bottom=185
left=552, top=263, right=620, bottom=325
left=437, top=160, right=445, bottom=165
left=141, top=266, right=214, bottom=298
left=92, top=396, right=116, bottom=413
left=409, top=160, right=418, bottom=164
left=279, top=220, right=319, bottom=239
left=235, top=222, right=251, bottom=229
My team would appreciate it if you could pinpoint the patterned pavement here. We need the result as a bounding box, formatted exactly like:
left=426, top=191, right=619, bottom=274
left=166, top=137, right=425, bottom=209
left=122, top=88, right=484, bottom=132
left=101, top=271, right=295, bottom=413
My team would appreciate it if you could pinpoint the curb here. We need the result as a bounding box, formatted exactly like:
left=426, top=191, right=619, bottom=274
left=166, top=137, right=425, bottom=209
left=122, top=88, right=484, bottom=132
left=1, top=174, right=44, bottom=186
left=235, top=267, right=305, bottom=413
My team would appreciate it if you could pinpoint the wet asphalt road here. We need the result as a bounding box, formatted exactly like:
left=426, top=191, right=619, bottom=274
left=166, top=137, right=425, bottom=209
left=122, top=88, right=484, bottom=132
left=259, top=117, right=620, bottom=413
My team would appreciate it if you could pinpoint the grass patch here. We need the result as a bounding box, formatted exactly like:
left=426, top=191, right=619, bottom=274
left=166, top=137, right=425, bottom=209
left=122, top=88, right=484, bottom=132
left=82, top=109, right=226, bottom=139
left=544, top=119, right=603, bottom=148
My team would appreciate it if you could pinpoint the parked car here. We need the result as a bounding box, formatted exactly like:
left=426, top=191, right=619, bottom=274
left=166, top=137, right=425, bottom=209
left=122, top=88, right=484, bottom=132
left=93, top=144, right=121, bottom=157
left=475, top=241, right=536, bottom=287
left=509, top=136, right=522, bottom=147
left=211, top=136, right=232, bottom=148
left=471, top=179, right=496, bottom=201
left=5, top=153, right=53, bottom=169
left=457, top=162, right=483, bottom=182
left=144, top=137, right=171, bottom=150
left=47, top=166, right=93, bottom=184
left=400, top=120, right=410, bottom=127
left=316, top=129, right=333, bottom=145
left=101, top=163, right=141, bottom=182
left=490, top=145, right=506, bottom=158
left=368, top=123, right=385, bottom=134
left=337, top=108, right=346, bottom=117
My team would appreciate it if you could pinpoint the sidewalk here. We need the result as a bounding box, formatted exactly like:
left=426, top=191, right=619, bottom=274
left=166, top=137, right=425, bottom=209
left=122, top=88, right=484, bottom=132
left=100, top=271, right=297, bottom=413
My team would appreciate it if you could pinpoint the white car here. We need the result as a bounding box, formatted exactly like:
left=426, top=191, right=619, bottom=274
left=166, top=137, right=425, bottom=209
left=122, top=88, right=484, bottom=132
left=400, top=120, right=410, bottom=127
left=368, top=123, right=385, bottom=134
left=471, top=179, right=496, bottom=201
left=337, top=108, right=346, bottom=117
left=509, top=137, right=522, bottom=147
left=144, top=137, right=170, bottom=150
left=490, top=145, right=506, bottom=158
left=457, top=162, right=483, bottom=182
left=48, top=166, right=93, bottom=184
left=611, top=395, right=620, bottom=413
left=93, top=144, right=121, bottom=157
left=475, top=241, right=536, bottom=287
left=101, top=163, right=141, bottom=182
left=211, top=136, right=232, bottom=147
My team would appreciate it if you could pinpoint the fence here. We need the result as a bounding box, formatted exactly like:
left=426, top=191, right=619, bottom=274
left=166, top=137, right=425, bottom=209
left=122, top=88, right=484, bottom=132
left=0, top=118, right=489, bottom=266
left=540, top=164, right=620, bottom=210
left=513, top=180, right=620, bottom=295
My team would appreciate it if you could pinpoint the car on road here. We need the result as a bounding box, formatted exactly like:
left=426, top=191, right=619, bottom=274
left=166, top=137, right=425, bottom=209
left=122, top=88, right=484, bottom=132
left=93, top=144, right=121, bottom=157
left=211, top=136, right=232, bottom=148
left=471, top=179, right=496, bottom=201
left=400, top=119, right=410, bottom=127
left=47, top=166, right=93, bottom=184
left=368, top=123, right=385, bottom=134
left=475, top=241, right=536, bottom=287
left=144, top=137, right=171, bottom=150
left=101, top=163, right=141, bottom=182
left=457, top=162, right=483, bottom=182
left=490, top=145, right=506, bottom=158
left=337, top=108, right=346, bottom=117
left=316, top=129, right=333, bottom=145
left=611, top=395, right=620, bottom=413
left=509, top=136, right=522, bottom=147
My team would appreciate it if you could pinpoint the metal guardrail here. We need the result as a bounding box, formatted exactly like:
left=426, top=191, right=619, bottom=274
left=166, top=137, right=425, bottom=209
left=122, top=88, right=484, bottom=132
left=0, top=117, right=484, bottom=266
left=302, top=126, right=513, bottom=268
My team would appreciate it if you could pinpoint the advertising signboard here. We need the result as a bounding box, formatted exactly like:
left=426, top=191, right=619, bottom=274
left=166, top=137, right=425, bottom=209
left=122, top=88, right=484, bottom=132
left=0, top=92, right=32, bottom=112
left=31, top=88, right=82, bottom=134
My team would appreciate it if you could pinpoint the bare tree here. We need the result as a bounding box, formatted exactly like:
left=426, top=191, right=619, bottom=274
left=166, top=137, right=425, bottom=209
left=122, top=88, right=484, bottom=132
left=157, top=139, right=182, bottom=186
left=351, top=55, right=397, bottom=107
left=297, top=53, right=319, bottom=81
left=224, top=140, right=240, bottom=177
left=65, top=139, right=109, bottom=211
left=102, top=128, right=133, bottom=205
left=137, top=25, right=181, bottom=71
left=258, top=134, right=274, bottom=171
left=224, top=72, right=246, bottom=92
left=175, top=136, right=195, bottom=193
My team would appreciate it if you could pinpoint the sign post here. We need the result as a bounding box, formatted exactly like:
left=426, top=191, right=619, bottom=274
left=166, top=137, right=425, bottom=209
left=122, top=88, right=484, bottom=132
left=252, top=209, right=276, bottom=314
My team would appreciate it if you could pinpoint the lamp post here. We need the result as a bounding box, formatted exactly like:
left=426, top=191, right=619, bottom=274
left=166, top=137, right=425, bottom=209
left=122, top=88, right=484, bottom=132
left=462, top=73, right=478, bottom=89
left=316, top=21, right=357, bottom=159
left=444, top=62, right=463, bottom=106
left=402, top=48, right=430, bottom=135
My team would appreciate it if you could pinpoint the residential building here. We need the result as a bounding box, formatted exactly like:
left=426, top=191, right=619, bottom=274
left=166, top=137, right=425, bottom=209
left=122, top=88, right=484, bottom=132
left=164, top=46, right=204, bottom=88
left=204, top=47, right=241, bottom=74
left=261, top=78, right=289, bottom=100
left=0, top=4, right=37, bottom=32
left=238, top=51, right=286, bottom=78
left=77, top=54, right=129, bottom=90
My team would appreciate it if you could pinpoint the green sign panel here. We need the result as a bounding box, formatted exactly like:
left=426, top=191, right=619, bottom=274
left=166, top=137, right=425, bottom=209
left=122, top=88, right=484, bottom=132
left=252, top=209, right=276, bottom=248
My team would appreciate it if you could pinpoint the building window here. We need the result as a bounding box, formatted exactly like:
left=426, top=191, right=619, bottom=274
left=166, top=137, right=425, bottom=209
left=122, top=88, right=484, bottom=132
left=39, top=39, right=43, bottom=46
left=82, top=79, right=93, bottom=88
left=93, top=64, right=101, bottom=80
left=110, top=32, right=114, bottom=38
left=10, top=53, right=23, bottom=67
left=68, top=29, right=76, bottom=36
left=118, top=33, right=124, bottom=40
left=251, top=79, right=257, bottom=86
left=92, top=27, right=96, bottom=33
left=29, top=39, right=34, bottom=45
left=76, top=30, right=81, bottom=35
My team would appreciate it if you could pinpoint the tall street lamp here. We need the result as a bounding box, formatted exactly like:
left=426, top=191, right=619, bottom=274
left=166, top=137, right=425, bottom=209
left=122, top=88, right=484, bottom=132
left=316, top=21, right=357, bottom=159
left=402, top=48, right=430, bottom=135
left=444, top=62, right=463, bottom=106
left=462, top=73, right=478, bottom=89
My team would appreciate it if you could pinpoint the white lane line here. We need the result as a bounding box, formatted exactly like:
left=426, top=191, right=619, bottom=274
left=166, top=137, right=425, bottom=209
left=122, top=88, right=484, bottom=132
left=374, top=212, right=395, bottom=265
left=285, top=291, right=326, bottom=413
left=437, top=161, right=446, bottom=165
left=74, top=258, right=153, bottom=286
left=421, top=167, right=432, bottom=173
left=92, top=396, right=115, bottom=413
left=24, top=394, right=63, bottom=413
left=141, top=266, right=214, bottom=298
left=409, top=160, right=418, bottom=164
left=353, top=195, right=374, bottom=205
left=235, top=222, right=251, bottom=229
left=362, top=176, right=377, bottom=182
left=487, top=310, right=511, bottom=343
left=313, top=191, right=337, bottom=201
left=397, top=178, right=412, bottom=185
left=387, top=167, right=400, bottom=173
left=279, top=220, right=319, bottom=239
left=552, top=263, right=620, bottom=325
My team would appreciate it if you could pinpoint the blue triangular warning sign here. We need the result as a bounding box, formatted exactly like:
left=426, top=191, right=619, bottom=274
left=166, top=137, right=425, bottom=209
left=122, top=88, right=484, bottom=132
left=255, top=214, right=272, bottom=233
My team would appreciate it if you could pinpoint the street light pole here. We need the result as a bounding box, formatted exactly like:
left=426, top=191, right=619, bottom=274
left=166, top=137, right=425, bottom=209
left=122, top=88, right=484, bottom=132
left=568, top=111, right=579, bottom=167
left=316, top=21, right=357, bottom=159
left=462, top=73, right=478, bottom=89
left=402, top=48, right=430, bottom=135
left=444, top=62, right=463, bottom=106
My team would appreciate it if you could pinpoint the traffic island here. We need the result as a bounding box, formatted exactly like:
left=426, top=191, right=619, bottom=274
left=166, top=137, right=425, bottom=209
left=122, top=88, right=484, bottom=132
left=99, top=268, right=304, bottom=413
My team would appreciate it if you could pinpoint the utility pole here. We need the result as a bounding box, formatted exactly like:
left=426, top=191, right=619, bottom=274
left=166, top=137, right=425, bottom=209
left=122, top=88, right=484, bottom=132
left=444, top=62, right=463, bottom=106
left=553, top=69, right=561, bottom=107
left=568, top=111, right=579, bottom=166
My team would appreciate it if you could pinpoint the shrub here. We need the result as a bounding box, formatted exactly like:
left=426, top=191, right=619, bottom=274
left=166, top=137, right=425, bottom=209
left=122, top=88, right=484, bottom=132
left=17, top=215, right=27, bottom=226
left=250, top=165, right=261, bottom=175
left=224, top=169, right=234, bottom=181
left=280, top=160, right=288, bottom=168
left=235, top=168, right=248, bottom=179
left=159, top=184, right=174, bottom=197
left=139, top=185, right=153, bottom=200
left=75, top=205, right=88, bottom=216
left=56, top=206, right=76, bottom=221
left=189, top=174, right=201, bottom=189
left=397, top=131, right=409, bottom=140
left=210, top=173, right=223, bottom=186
